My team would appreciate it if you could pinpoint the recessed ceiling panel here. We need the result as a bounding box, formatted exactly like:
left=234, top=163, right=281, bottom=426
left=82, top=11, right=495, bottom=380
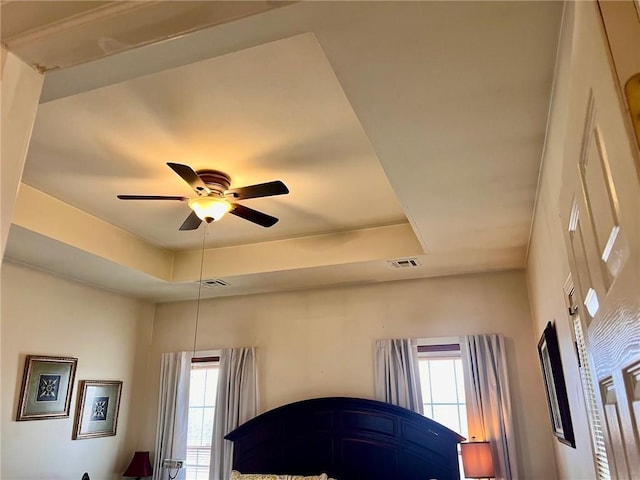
left=24, top=33, right=406, bottom=250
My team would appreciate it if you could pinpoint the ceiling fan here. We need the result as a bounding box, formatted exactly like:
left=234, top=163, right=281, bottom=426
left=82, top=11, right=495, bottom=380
left=117, top=162, right=289, bottom=230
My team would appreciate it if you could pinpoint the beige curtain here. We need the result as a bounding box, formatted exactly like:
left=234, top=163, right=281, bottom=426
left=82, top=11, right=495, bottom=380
left=152, top=351, right=193, bottom=480
left=461, top=334, right=518, bottom=480
left=209, top=347, right=258, bottom=480
left=374, top=338, right=423, bottom=413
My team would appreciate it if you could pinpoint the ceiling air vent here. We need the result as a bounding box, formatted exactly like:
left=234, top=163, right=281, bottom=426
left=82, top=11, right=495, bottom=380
left=199, top=279, right=230, bottom=288
left=388, top=258, right=422, bottom=269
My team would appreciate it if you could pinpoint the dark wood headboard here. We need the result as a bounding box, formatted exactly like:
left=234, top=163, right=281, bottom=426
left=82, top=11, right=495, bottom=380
left=225, top=397, right=465, bottom=480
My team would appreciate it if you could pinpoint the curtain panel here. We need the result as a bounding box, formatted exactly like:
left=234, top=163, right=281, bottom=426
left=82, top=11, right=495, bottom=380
left=374, top=338, right=423, bottom=413
left=460, top=334, right=518, bottom=480
left=152, top=351, right=193, bottom=480
left=209, top=347, right=258, bottom=480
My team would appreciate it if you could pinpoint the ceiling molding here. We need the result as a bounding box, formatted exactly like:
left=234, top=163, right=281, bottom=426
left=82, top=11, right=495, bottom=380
left=12, top=183, right=423, bottom=285
left=1, top=1, right=292, bottom=71
left=172, top=223, right=424, bottom=282
left=2, top=2, right=155, bottom=47
left=13, top=183, right=174, bottom=280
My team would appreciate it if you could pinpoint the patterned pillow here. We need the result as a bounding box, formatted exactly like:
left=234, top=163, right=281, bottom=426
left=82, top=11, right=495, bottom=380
left=229, top=472, right=280, bottom=480
left=229, top=471, right=334, bottom=480
left=284, top=475, right=330, bottom=480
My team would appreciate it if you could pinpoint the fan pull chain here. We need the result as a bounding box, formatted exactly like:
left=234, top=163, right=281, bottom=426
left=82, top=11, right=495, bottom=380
left=193, top=223, right=208, bottom=355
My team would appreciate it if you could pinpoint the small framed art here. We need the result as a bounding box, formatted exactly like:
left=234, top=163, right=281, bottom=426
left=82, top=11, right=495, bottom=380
left=73, top=380, right=123, bottom=440
left=538, top=321, right=575, bottom=448
left=16, top=355, right=78, bottom=421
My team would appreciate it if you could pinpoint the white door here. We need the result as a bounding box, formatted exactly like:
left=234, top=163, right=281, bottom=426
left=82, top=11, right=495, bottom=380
left=558, top=2, right=640, bottom=478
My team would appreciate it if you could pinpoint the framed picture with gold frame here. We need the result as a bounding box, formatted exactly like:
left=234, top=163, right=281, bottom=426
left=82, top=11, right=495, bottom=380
left=73, top=380, right=123, bottom=440
left=16, top=355, right=78, bottom=421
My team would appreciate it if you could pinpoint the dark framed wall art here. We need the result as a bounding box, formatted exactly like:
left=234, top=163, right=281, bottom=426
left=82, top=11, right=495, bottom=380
left=16, top=355, right=78, bottom=421
left=538, top=321, right=576, bottom=448
left=73, top=380, right=123, bottom=439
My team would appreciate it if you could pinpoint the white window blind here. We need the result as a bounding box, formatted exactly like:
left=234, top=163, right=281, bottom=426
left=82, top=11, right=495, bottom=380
left=573, top=316, right=610, bottom=479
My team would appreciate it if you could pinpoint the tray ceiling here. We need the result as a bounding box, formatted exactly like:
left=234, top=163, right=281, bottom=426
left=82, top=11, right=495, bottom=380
left=3, top=1, right=563, bottom=301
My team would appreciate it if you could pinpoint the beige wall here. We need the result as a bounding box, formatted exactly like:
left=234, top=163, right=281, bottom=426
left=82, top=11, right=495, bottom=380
left=0, top=261, right=154, bottom=480
left=145, top=269, right=555, bottom=479
left=0, top=263, right=557, bottom=479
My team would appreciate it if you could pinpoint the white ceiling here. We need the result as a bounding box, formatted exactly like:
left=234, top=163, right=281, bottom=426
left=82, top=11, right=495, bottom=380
left=3, top=1, right=563, bottom=302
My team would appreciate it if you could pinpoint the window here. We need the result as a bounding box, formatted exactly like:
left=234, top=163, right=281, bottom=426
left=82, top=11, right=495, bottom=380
left=186, top=357, right=219, bottom=480
left=418, top=344, right=468, bottom=438
left=418, top=344, right=467, bottom=479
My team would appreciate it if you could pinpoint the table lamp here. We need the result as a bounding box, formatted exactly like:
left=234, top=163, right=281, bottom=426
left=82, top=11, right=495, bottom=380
left=123, top=451, right=153, bottom=479
left=461, top=438, right=495, bottom=479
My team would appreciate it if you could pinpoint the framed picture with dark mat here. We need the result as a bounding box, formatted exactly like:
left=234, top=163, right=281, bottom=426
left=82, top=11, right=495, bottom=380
left=73, top=380, right=122, bottom=439
left=16, top=355, right=78, bottom=421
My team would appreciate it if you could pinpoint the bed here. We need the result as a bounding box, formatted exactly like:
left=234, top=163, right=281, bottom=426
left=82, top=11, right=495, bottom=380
left=225, top=396, right=465, bottom=480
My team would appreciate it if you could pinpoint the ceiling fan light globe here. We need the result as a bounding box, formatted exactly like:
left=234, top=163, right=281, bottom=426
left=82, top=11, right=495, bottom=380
left=188, top=197, right=232, bottom=222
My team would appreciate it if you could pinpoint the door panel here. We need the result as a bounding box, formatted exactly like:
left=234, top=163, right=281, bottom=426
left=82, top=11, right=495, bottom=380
left=602, top=378, right=628, bottom=479
left=579, top=97, right=626, bottom=283
left=559, top=2, right=640, bottom=478
left=625, top=363, right=640, bottom=436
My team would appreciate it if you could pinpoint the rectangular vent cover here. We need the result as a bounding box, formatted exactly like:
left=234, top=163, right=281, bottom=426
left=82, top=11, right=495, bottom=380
left=388, top=258, right=421, bottom=268
left=199, top=279, right=230, bottom=288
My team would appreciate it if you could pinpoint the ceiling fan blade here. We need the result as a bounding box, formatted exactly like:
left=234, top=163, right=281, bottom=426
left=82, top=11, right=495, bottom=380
left=230, top=203, right=279, bottom=227
left=179, top=210, right=202, bottom=231
left=167, top=162, right=211, bottom=196
left=226, top=180, right=289, bottom=200
left=117, top=195, right=188, bottom=201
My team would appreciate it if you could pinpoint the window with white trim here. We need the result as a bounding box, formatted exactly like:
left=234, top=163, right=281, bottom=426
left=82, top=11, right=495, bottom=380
left=418, top=344, right=468, bottom=437
left=186, top=357, right=219, bottom=480
left=418, top=343, right=467, bottom=480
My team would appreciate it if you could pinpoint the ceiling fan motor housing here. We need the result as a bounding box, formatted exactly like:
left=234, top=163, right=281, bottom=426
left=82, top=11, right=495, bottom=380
left=196, top=169, right=231, bottom=195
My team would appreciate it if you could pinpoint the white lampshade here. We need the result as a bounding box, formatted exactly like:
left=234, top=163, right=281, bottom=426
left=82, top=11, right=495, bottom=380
left=461, top=440, right=495, bottom=478
left=188, top=196, right=231, bottom=222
